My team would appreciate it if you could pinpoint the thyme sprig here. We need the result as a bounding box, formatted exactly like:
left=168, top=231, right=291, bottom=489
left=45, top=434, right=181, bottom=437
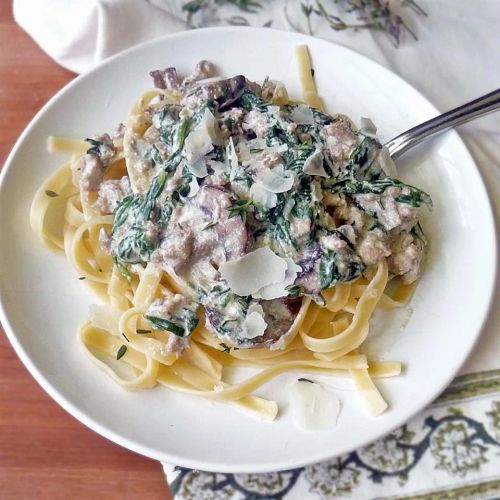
left=299, top=0, right=426, bottom=47
left=228, top=198, right=254, bottom=224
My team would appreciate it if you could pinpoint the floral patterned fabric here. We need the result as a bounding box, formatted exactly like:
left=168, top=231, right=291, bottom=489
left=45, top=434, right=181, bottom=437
left=164, top=370, right=500, bottom=499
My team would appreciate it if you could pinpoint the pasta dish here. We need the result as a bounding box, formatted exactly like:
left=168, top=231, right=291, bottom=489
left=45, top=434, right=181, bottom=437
left=30, top=46, right=431, bottom=421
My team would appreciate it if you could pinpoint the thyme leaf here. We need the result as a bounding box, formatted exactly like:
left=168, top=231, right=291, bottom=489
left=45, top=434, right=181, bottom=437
left=298, top=377, right=314, bottom=383
left=116, top=345, right=127, bottom=360
left=228, top=197, right=254, bottom=224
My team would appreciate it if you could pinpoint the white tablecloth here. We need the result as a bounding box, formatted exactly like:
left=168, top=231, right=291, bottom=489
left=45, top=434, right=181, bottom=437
left=14, top=1, right=500, bottom=498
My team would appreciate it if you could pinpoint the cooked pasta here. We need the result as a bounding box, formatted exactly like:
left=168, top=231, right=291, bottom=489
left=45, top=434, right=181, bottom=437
left=30, top=46, right=431, bottom=421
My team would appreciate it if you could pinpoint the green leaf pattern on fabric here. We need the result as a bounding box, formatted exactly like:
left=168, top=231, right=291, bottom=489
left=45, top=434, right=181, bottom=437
left=169, top=369, right=500, bottom=499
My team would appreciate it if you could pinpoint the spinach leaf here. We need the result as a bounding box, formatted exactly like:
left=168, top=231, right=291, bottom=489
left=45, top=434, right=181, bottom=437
left=319, top=250, right=339, bottom=289
left=286, top=284, right=304, bottom=298
left=139, top=171, right=167, bottom=220
left=284, top=144, right=314, bottom=173
left=275, top=218, right=296, bottom=251
left=346, top=137, right=382, bottom=180
left=112, top=256, right=132, bottom=283
left=175, top=117, right=191, bottom=151
left=335, top=177, right=432, bottom=208
left=145, top=305, right=199, bottom=338
left=112, top=195, right=141, bottom=234
left=116, top=224, right=156, bottom=263
left=239, top=90, right=269, bottom=112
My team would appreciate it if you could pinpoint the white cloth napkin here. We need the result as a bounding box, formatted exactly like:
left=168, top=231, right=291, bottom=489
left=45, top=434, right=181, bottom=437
left=14, top=1, right=500, bottom=497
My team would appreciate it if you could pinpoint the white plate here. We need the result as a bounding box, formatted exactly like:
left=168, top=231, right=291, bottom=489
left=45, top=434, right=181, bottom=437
left=0, top=28, right=496, bottom=473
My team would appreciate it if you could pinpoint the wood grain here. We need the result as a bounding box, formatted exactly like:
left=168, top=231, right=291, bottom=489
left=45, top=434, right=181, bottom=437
left=0, top=3, right=172, bottom=498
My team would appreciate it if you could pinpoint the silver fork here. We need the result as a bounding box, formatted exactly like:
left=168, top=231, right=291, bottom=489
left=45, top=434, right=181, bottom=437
left=385, top=88, right=500, bottom=160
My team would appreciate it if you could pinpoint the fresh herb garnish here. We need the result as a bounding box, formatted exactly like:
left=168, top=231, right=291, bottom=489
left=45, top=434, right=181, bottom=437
left=298, top=0, right=426, bottom=47
left=298, top=377, right=314, bottom=383
left=85, top=137, right=104, bottom=155
left=136, top=329, right=152, bottom=335
left=116, top=345, right=127, bottom=360
left=122, top=332, right=130, bottom=342
left=45, top=190, right=59, bottom=198
left=228, top=198, right=254, bottom=224
left=145, top=307, right=199, bottom=338
left=78, top=277, right=86, bottom=280
left=202, top=221, right=219, bottom=231
left=220, top=343, right=232, bottom=353
left=145, top=316, right=185, bottom=336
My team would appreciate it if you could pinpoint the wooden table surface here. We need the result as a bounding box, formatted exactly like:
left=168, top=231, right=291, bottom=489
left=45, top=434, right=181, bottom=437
left=0, top=4, right=172, bottom=498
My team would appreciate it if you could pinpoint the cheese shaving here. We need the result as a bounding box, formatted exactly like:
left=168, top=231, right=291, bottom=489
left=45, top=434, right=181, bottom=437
left=250, top=182, right=278, bottom=210
left=253, top=258, right=302, bottom=300
left=303, top=147, right=328, bottom=177
left=290, top=104, right=314, bottom=125
left=241, top=303, right=268, bottom=339
left=257, top=164, right=294, bottom=193
left=219, top=247, right=287, bottom=296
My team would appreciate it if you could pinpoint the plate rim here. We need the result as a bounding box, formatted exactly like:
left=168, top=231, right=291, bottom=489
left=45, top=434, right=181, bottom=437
left=0, top=26, right=497, bottom=473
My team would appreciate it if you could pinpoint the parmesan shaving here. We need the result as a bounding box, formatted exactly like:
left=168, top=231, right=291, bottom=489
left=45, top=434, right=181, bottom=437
left=219, top=247, right=287, bottom=296
left=184, top=127, right=213, bottom=168
left=241, top=303, right=268, bottom=339
left=186, top=176, right=200, bottom=198
left=290, top=380, right=341, bottom=430
left=290, top=104, right=314, bottom=125
left=253, top=258, right=302, bottom=300
left=360, top=117, right=378, bottom=138
left=250, top=182, right=278, bottom=210
left=257, top=165, right=294, bottom=193
left=227, top=136, right=238, bottom=171
left=184, top=109, right=222, bottom=170
left=378, top=146, right=398, bottom=177
left=188, top=158, right=209, bottom=178
left=303, top=147, right=328, bottom=177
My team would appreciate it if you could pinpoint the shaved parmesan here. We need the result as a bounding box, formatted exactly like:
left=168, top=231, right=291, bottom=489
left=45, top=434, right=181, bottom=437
left=184, top=109, right=223, bottom=171
left=378, top=146, right=398, bottom=177
left=250, top=183, right=278, bottom=210
left=290, top=380, right=341, bottom=430
left=241, top=303, right=267, bottom=339
left=184, top=127, right=213, bottom=167
left=186, top=176, right=200, bottom=198
left=267, top=143, right=289, bottom=154
left=360, top=116, right=378, bottom=138
left=208, top=160, right=227, bottom=174
left=311, top=180, right=323, bottom=203
left=219, top=247, right=287, bottom=296
left=227, top=137, right=238, bottom=171
left=303, top=147, right=328, bottom=177
left=202, top=108, right=224, bottom=146
left=290, top=104, right=314, bottom=125
left=257, top=165, right=294, bottom=193
left=188, top=158, right=209, bottom=178
left=253, top=258, right=302, bottom=300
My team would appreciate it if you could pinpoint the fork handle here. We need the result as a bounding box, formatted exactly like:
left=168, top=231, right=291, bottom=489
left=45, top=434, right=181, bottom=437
left=385, top=88, right=500, bottom=160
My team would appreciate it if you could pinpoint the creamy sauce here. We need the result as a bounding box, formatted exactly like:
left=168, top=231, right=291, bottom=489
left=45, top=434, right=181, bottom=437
left=87, top=63, right=431, bottom=351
